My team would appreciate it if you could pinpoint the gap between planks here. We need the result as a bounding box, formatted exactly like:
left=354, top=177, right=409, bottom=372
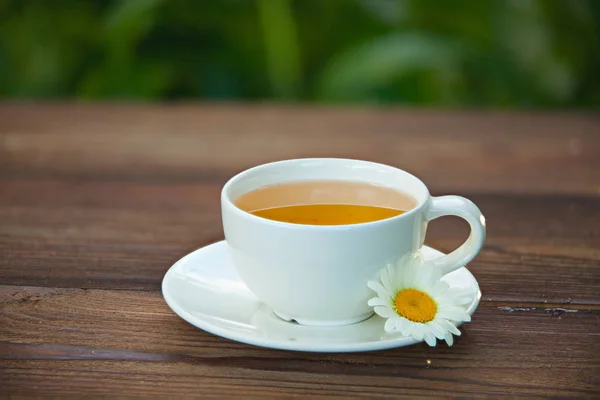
left=1, top=284, right=600, bottom=312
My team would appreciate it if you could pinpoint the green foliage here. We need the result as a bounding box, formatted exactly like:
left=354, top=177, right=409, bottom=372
left=0, top=0, right=598, bottom=107
left=258, top=0, right=301, bottom=99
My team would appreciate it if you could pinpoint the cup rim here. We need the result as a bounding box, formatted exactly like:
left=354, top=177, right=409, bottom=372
left=221, top=158, right=430, bottom=229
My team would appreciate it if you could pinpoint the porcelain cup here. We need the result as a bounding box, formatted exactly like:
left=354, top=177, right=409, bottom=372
left=221, top=158, right=485, bottom=327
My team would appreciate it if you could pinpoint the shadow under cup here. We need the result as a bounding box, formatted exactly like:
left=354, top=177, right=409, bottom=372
left=221, top=158, right=431, bottom=327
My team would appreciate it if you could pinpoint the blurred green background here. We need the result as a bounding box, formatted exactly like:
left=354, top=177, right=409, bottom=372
left=1, top=0, right=599, bottom=108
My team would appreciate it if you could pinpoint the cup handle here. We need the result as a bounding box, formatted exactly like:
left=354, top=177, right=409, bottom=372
left=425, top=195, right=486, bottom=275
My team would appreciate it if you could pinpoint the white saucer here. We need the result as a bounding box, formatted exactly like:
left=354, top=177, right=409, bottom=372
left=162, top=241, right=481, bottom=353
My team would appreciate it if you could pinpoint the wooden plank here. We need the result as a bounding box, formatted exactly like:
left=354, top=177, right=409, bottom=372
left=1, top=104, right=598, bottom=397
left=1, top=104, right=599, bottom=195
left=1, top=180, right=598, bottom=304
left=1, top=286, right=598, bottom=397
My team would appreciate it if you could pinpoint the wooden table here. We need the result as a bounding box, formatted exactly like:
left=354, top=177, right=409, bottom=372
left=1, top=104, right=599, bottom=398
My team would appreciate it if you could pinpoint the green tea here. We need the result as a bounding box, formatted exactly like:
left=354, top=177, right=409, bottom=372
left=235, top=180, right=415, bottom=225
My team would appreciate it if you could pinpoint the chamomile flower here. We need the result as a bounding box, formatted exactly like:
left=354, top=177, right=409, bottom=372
left=367, top=253, right=472, bottom=347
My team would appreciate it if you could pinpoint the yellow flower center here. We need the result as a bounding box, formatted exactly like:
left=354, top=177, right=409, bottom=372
left=394, top=288, right=437, bottom=323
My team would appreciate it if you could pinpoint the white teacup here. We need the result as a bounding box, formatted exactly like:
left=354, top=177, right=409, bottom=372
left=221, top=158, right=485, bottom=327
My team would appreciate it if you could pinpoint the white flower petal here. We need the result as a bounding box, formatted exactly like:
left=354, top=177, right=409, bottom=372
left=402, top=263, right=416, bottom=286
left=397, top=318, right=413, bottom=337
left=450, top=288, right=473, bottom=297
left=431, top=281, right=450, bottom=295
left=438, top=318, right=462, bottom=336
left=424, top=332, right=437, bottom=347
left=380, top=264, right=393, bottom=291
left=437, top=311, right=471, bottom=322
left=395, top=264, right=406, bottom=284
left=374, top=306, right=398, bottom=319
left=411, top=324, right=425, bottom=341
left=430, top=267, right=443, bottom=282
left=413, top=269, right=430, bottom=290
left=393, top=318, right=404, bottom=332
left=398, top=253, right=413, bottom=267
left=427, top=320, right=446, bottom=339
left=452, top=296, right=473, bottom=306
left=384, top=317, right=398, bottom=332
left=444, top=332, right=454, bottom=346
left=438, top=306, right=471, bottom=322
left=444, top=289, right=472, bottom=305
left=394, top=262, right=405, bottom=289
left=438, top=304, right=468, bottom=312
left=410, top=252, right=423, bottom=267
left=368, top=297, right=392, bottom=308
left=367, top=281, right=392, bottom=300
left=400, top=317, right=416, bottom=336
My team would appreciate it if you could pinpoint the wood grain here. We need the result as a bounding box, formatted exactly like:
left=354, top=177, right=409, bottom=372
left=1, top=104, right=599, bottom=195
left=1, top=103, right=599, bottom=397
left=1, top=286, right=599, bottom=397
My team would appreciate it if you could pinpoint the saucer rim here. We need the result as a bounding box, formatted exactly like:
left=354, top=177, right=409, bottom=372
left=162, top=241, right=482, bottom=353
